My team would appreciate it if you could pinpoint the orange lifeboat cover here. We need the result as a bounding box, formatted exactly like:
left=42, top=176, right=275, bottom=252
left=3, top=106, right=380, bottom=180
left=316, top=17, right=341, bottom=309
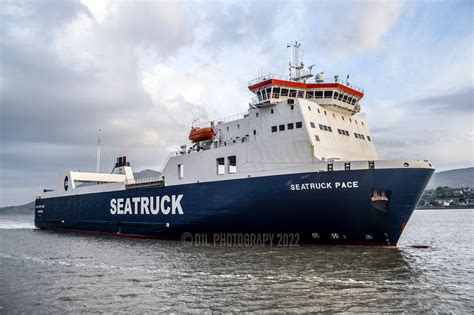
left=188, top=127, right=214, bottom=142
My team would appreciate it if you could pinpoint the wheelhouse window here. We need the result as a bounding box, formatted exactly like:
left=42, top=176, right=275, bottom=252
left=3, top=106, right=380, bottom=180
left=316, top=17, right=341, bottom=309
left=297, top=90, right=304, bottom=98
left=281, top=88, right=289, bottom=97
left=306, top=91, right=314, bottom=99
left=315, top=91, right=323, bottom=98
left=228, top=156, right=236, bottom=174
left=333, top=91, right=339, bottom=99
left=272, top=87, right=280, bottom=99
left=324, top=91, right=333, bottom=98
left=289, top=90, right=297, bottom=97
left=216, top=158, right=225, bottom=175
left=178, top=164, right=184, bottom=179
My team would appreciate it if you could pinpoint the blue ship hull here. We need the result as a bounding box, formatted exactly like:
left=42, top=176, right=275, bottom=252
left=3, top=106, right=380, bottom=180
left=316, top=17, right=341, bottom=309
left=34, top=168, right=433, bottom=246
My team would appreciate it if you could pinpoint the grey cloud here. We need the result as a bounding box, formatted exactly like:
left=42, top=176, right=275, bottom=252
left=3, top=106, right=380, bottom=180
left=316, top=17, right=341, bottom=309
left=412, top=87, right=473, bottom=112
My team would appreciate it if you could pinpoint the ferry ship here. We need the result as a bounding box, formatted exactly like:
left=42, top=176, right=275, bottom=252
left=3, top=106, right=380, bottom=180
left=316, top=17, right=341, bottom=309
left=35, top=42, right=434, bottom=246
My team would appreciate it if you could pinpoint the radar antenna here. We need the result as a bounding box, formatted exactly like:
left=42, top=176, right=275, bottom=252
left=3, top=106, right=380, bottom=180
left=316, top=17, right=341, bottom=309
left=287, top=41, right=313, bottom=82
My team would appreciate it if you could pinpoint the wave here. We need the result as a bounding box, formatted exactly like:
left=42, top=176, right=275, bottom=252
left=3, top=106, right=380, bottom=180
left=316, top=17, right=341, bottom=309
left=0, top=221, right=36, bottom=229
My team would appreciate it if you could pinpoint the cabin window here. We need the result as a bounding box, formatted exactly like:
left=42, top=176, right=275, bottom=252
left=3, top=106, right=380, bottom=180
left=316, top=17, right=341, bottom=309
left=253, top=130, right=256, bottom=135
left=279, top=124, right=285, bottom=131
left=308, top=106, right=311, bottom=111
left=367, top=135, right=371, bottom=141
left=361, top=121, right=364, bottom=126
left=310, top=122, right=316, bottom=128
left=296, top=122, right=303, bottom=128
left=315, top=135, right=320, bottom=142
left=178, top=164, right=184, bottom=179
left=228, top=156, right=237, bottom=174
left=315, top=91, right=323, bottom=98
left=355, top=120, right=358, bottom=125
left=271, top=126, right=277, bottom=132
left=227, top=126, right=229, bottom=131
left=306, top=91, right=314, bottom=99
left=216, top=158, right=225, bottom=175
left=271, top=109, right=274, bottom=114
left=297, top=90, right=304, bottom=98
left=289, top=90, right=297, bottom=97
left=237, top=124, right=240, bottom=128
left=324, top=111, right=327, bottom=115
left=290, top=105, right=294, bottom=110
left=324, top=91, right=333, bottom=98
left=287, top=123, right=294, bottom=130
left=328, top=126, right=332, bottom=132
left=319, top=124, right=324, bottom=130
left=333, top=113, right=336, bottom=118
left=342, top=116, right=345, bottom=120
left=317, top=109, right=320, bottom=113
left=281, top=88, right=288, bottom=97
left=256, top=112, right=259, bottom=118
left=349, top=118, right=352, bottom=122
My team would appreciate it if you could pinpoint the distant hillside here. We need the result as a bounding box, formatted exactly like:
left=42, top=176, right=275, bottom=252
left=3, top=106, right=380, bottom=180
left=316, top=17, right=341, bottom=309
left=428, top=167, right=474, bottom=188
left=0, top=201, right=35, bottom=215
left=134, top=169, right=161, bottom=179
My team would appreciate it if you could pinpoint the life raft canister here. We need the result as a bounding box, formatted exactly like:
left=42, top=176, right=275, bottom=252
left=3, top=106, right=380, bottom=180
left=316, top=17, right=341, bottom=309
left=188, top=127, right=215, bottom=142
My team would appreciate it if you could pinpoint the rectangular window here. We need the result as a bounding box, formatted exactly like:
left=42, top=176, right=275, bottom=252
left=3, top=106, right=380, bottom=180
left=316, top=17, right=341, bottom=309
left=287, top=99, right=295, bottom=104
left=228, top=156, right=236, bottom=174
left=287, top=123, right=294, bottom=130
left=338, top=129, right=342, bottom=135
left=216, top=158, right=225, bottom=175
left=323, top=125, right=328, bottom=131
left=315, top=135, right=320, bottom=142
left=367, top=136, right=371, bottom=141
left=296, top=122, right=303, bottom=128
left=324, top=91, right=333, bottom=98
left=315, top=91, right=323, bottom=98
left=289, top=90, right=297, bottom=97
left=310, top=122, right=315, bottom=128
left=279, top=124, right=285, bottom=131
left=319, top=124, right=324, bottom=130
left=297, top=90, right=304, bottom=98
left=271, top=126, right=277, bottom=132
left=178, top=164, right=184, bottom=179
left=281, top=89, right=288, bottom=97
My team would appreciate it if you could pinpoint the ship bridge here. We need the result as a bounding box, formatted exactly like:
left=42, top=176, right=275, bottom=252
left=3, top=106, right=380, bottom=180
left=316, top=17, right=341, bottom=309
left=248, top=42, right=364, bottom=115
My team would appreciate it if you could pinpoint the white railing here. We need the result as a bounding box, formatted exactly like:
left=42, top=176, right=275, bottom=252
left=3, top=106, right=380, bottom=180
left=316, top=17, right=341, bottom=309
left=126, top=176, right=163, bottom=185
left=248, top=73, right=364, bottom=93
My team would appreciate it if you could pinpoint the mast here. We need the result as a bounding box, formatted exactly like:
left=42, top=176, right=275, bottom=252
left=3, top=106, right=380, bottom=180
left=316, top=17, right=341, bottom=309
left=96, top=129, right=101, bottom=173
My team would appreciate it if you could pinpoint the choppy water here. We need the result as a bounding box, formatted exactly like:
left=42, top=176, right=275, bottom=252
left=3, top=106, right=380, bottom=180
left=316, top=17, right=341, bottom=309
left=0, top=209, right=472, bottom=313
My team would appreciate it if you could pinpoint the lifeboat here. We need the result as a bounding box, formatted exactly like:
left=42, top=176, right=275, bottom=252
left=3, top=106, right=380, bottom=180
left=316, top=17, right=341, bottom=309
left=188, top=127, right=214, bottom=142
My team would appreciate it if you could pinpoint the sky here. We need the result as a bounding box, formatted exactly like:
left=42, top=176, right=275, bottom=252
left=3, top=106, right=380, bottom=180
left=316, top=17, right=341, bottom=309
left=0, top=0, right=473, bottom=206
